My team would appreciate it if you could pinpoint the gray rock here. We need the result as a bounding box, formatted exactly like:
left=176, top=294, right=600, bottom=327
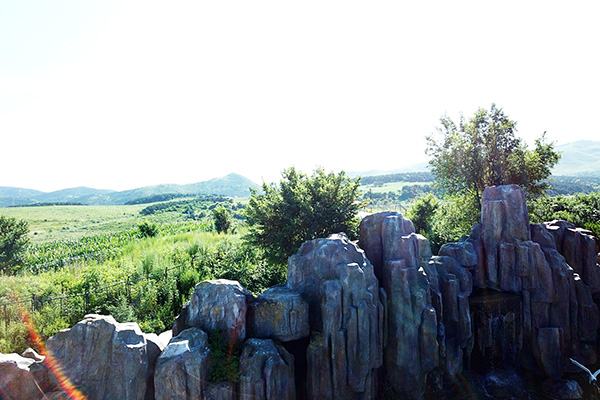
left=543, top=378, right=583, bottom=399
left=239, top=338, right=295, bottom=400
left=0, top=352, right=54, bottom=400
left=359, top=212, right=438, bottom=398
left=21, top=347, right=44, bottom=362
left=204, top=382, right=235, bottom=400
left=288, top=233, right=384, bottom=399
left=439, top=241, right=478, bottom=267
left=247, top=285, right=309, bottom=342
left=154, top=327, right=210, bottom=400
left=46, top=314, right=155, bottom=400
left=175, top=279, right=254, bottom=341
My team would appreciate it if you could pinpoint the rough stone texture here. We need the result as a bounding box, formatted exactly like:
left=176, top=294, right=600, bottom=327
left=247, top=285, right=309, bottom=342
left=425, top=256, right=473, bottom=375
left=204, top=383, right=235, bottom=400
left=154, top=328, right=210, bottom=400
left=543, top=379, right=584, bottom=400
left=466, top=185, right=599, bottom=379
left=288, top=233, right=384, bottom=399
left=359, top=212, right=439, bottom=398
left=174, top=279, right=254, bottom=341
left=439, top=241, right=478, bottom=267
left=46, top=314, right=155, bottom=400
left=543, top=220, right=600, bottom=293
left=0, top=352, right=54, bottom=400
left=239, top=338, right=296, bottom=400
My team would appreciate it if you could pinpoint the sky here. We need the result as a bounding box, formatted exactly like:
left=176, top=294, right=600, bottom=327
left=1, top=1, right=599, bottom=192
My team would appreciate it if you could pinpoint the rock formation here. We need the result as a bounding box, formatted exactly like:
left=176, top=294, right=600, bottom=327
left=45, top=314, right=159, bottom=400
left=287, top=233, right=384, bottom=399
left=2, top=184, right=600, bottom=400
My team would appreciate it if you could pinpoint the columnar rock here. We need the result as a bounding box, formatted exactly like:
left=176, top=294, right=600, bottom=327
left=424, top=255, right=473, bottom=375
left=247, top=285, right=310, bottom=342
left=0, top=352, right=54, bottom=400
left=359, top=212, right=439, bottom=398
left=239, top=338, right=296, bottom=400
left=154, top=328, right=210, bottom=400
left=173, top=279, right=254, bottom=341
left=46, top=314, right=157, bottom=400
left=543, top=220, right=600, bottom=293
left=466, top=185, right=599, bottom=378
left=287, top=233, right=384, bottom=399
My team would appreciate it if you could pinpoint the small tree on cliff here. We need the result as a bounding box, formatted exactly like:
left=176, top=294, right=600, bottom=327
left=426, top=104, right=561, bottom=210
left=244, top=167, right=361, bottom=266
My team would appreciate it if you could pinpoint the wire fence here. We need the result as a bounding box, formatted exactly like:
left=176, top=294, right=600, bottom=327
left=0, top=263, right=184, bottom=334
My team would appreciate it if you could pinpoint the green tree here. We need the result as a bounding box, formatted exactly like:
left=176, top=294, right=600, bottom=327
left=0, top=215, right=30, bottom=274
left=426, top=104, right=561, bottom=210
left=244, top=167, right=361, bottom=266
left=406, top=193, right=440, bottom=236
left=212, top=206, right=232, bottom=234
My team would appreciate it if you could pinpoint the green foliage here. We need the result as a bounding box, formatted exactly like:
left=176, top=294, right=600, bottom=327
left=207, top=328, right=242, bottom=384
left=429, top=194, right=480, bottom=253
left=426, top=104, right=561, bottom=208
left=244, top=167, right=361, bottom=266
left=138, top=221, right=159, bottom=238
left=0, top=215, right=30, bottom=274
left=213, top=206, right=233, bottom=234
left=529, top=191, right=600, bottom=238
left=406, top=193, right=440, bottom=236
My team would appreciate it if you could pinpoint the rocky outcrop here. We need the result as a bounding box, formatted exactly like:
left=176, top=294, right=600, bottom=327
left=359, top=212, right=439, bottom=398
left=154, top=328, right=210, bottom=400
left=173, top=279, right=254, bottom=341
left=288, top=233, right=384, bottom=399
left=239, top=338, right=295, bottom=400
left=247, top=285, right=309, bottom=342
left=465, top=185, right=599, bottom=378
left=45, top=314, right=158, bottom=400
left=0, top=352, right=54, bottom=400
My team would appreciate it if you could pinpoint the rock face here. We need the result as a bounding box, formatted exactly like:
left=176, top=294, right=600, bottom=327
left=239, top=338, right=296, bottom=400
left=247, top=285, right=309, bottom=342
left=173, top=279, right=254, bottom=341
left=154, top=328, right=210, bottom=400
left=288, top=233, right=384, bottom=399
left=46, top=314, right=158, bottom=400
left=359, top=212, right=438, bottom=397
left=466, top=185, right=600, bottom=378
left=0, top=352, right=54, bottom=400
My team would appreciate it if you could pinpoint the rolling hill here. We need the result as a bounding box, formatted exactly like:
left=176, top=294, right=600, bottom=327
left=553, top=140, right=600, bottom=177
left=0, top=173, right=259, bottom=207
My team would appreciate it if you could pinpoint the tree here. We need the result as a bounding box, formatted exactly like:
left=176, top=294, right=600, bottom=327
left=0, top=215, right=30, bottom=274
left=244, top=167, right=361, bottom=265
left=406, top=193, right=440, bottom=236
left=213, top=206, right=233, bottom=234
left=426, top=104, right=561, bottom=210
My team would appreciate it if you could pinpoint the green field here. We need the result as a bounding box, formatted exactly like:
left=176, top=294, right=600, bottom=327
left=359, top=181, right=425, bottom=194
left=1, top=204, right=160, bottom=243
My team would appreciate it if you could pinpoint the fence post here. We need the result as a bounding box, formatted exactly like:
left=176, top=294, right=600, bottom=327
left=164, top=266, right=168, bottom=281
left=3, top=304, right=7, bottom=331
left=31, top=294, right=37, bottom=312
left=84, top=288, right=89, bottom=314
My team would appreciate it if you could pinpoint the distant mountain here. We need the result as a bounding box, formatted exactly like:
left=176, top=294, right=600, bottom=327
left=553, top=140, right=600, bottom=177
left=0, top=174, right=259, bottom=207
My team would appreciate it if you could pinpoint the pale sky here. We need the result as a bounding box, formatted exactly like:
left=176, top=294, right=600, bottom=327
left=1, top=1, right=599, bottom=192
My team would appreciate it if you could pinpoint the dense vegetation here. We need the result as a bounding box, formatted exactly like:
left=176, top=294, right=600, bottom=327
left=244, top=167, right=361, bottom=266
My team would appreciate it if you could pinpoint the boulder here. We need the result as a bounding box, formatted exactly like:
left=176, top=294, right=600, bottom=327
left=439, top=241, right=478, bottom=267
left=154, top=327, right=210, bottom=400
left=174, top=279, right=254, bottom=341
left=542, top=379, right=583, bottom=400
left=288, top=233, right=384, bottom=399
left=0, top=352, right=54, bottom=400
left=204, top=382, right=235, bottom=400
left=46, top=314, right=156, bottom=400
left=239, top=338, right=295, bottom=400
left=247, top=285, right=309, bottom=342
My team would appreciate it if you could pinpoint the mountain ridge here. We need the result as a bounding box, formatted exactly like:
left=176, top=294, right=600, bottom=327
left=0, top=173, right=259, bottom=207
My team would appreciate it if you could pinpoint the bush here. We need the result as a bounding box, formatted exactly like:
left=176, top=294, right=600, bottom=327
left=138, top=221, right=159, bottom=238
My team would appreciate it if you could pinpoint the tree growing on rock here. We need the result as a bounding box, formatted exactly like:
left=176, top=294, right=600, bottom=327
left=426, top=104, right=561, bottom=209
left=244, top=167, right=361, bottom=266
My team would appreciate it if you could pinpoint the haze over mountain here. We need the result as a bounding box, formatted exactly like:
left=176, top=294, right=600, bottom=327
left=553, top=140, right=600, bottom=177
left=0, top=173, right=259, bottom=207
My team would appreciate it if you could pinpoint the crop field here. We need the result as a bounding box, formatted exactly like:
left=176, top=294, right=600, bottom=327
left=359, top=181, right=426, bottom=194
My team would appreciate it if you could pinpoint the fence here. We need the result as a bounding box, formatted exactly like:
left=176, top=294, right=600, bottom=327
left=0, top=263, right=184, bottom=339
